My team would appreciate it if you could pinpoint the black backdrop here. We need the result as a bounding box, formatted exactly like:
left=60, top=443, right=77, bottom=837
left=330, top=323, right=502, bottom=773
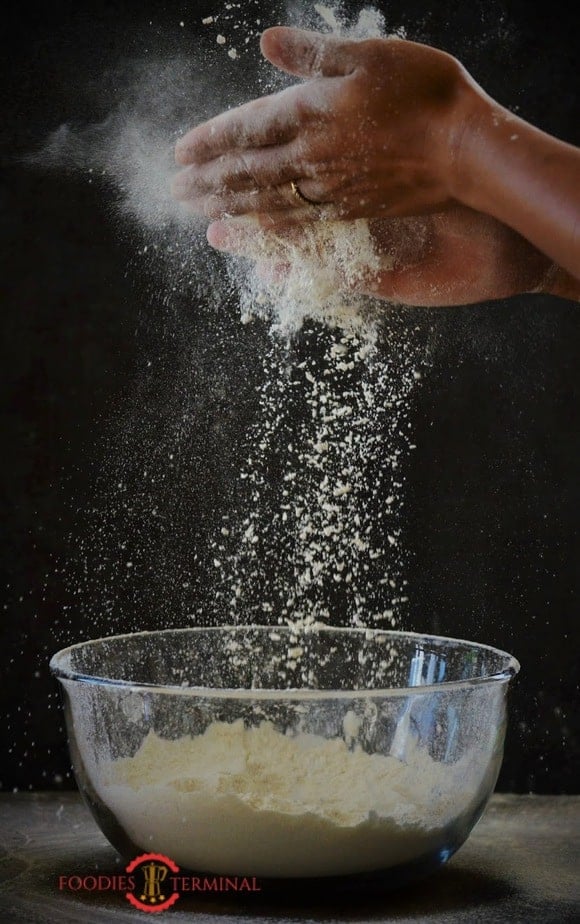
left=1, top=0, right=579, bottom=793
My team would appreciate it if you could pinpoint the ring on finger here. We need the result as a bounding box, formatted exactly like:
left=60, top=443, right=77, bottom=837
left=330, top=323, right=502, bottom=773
left=290, top=180, right=321, bottom=207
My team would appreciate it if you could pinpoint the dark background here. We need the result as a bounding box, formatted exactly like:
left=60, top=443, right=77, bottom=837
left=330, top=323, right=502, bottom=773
left=1, top=0, right=579, bottom=793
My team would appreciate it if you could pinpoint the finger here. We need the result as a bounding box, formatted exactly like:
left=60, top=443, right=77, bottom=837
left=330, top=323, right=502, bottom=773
left=207, top=217, right=264, bottom=255
left=260, top=27, right=358, bottom=78
left=200, top=182, right=340, bottom=221
left=255, top=260, right=292, bottom=284
left=171, top=144, right=300, bottom=201
left=202, top=183, right=303, bottom=220
left=207, top=217, right=290, bottom=258
left=207, top=216, right=315, bottom=255
left=175, top=88, right=302, bottom=167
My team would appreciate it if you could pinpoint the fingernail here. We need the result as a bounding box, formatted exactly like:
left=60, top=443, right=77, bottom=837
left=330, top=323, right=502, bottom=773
left=206, top=221, right=230, bottom=249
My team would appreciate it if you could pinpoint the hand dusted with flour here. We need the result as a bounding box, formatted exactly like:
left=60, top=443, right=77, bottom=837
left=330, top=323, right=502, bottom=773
left=174, top=27, right=473, bottom=222
left=176, top=24, right=580, bottom=304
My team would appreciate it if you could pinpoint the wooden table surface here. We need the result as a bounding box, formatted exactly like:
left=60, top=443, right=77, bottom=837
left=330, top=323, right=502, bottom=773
left=1, top=793, right=579, bottom=923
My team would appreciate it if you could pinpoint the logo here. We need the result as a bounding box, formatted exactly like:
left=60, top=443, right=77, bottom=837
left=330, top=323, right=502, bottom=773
left=58, top=854, right=262, bottom=911
left=125, top=853, right=180, bottom=913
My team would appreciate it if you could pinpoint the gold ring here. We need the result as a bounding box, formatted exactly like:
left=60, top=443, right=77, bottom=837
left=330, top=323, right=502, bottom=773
left=290, top=180, right=319, bottom=206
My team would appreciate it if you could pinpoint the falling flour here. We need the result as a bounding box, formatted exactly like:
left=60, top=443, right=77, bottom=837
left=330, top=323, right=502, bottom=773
left=207, top=324, right=423, bottom=635
left=95, top=718, right=484, bottom=877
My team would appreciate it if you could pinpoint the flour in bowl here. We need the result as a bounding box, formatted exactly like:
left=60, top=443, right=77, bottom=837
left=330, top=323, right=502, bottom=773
left=95, top=717, right=489, bottom=877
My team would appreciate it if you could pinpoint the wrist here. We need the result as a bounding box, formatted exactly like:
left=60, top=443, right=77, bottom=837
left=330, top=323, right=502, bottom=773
left=445, top=83, right=510, bottom=212
left=443, top=89, right=580, bottom=285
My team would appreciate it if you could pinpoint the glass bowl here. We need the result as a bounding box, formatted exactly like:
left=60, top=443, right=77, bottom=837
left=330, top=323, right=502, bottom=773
left=50, top=626, right=519, bottom=887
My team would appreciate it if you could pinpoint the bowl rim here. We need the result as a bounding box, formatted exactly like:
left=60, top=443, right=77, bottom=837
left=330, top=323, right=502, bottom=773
left=49, top=625, right=520, bottom=700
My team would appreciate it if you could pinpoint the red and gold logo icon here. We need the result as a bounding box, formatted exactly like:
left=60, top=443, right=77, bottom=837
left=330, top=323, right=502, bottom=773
left=125, top=853, right=180, bottom=913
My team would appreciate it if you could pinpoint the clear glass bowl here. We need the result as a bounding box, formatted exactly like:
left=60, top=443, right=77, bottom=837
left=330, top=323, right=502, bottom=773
left=50, top=626, right=519, bottom=887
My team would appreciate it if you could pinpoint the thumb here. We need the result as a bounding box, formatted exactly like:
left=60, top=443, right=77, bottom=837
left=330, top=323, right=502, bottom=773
left=260, top=27, right=356, bottom=78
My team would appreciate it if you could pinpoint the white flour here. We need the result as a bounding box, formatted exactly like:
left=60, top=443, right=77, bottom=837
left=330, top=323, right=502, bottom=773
left=208, top=327, right=422, bottom=634
left=231, top=218, right=386, bottom=338
left=95, top=718, right=481, bottom=877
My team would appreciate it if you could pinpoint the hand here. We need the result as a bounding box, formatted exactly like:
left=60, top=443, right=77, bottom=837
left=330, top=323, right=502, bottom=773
left=207, top=207, right=553, bottom=308
left=173, top=25, right=580, bottom=299
left=173, top=27, right=482, bottom=224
